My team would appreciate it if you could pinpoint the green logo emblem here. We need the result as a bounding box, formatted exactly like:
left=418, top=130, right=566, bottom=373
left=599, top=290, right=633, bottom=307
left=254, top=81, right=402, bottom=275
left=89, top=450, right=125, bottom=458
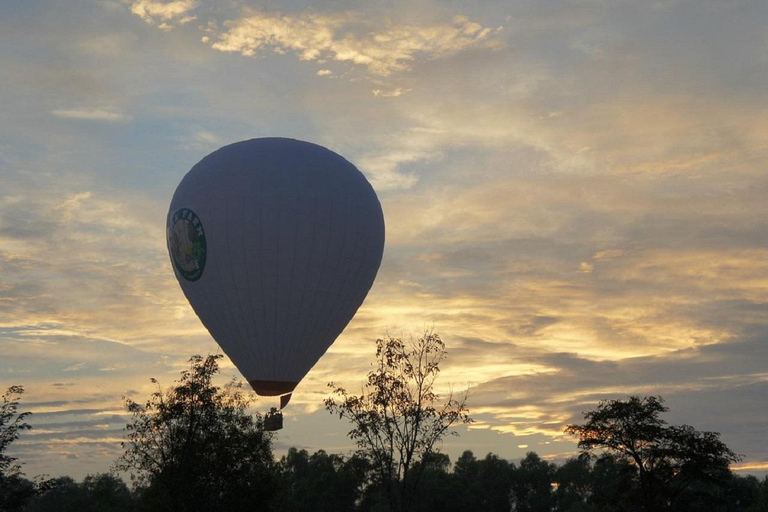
left=169, top=208, right=207, bottom=282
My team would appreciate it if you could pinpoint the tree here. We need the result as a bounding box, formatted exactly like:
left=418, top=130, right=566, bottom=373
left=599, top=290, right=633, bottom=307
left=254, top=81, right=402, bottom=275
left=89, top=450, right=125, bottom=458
left=408, top=452, right=453, bottom=512
left=588, top=453, right=638, bottom=512
left=565, top=396, right=741, bottom=511
left=277, top=448, right=369, bottom=512
left=553, top=455, right=596, bottom=512
left=451, top=449, right=481, bottom=511
left=325, top=332, right=472, bottom=512
left=26, top=474, right=136, bottom=512
left=115, top=355, right=276, bottom=512
left=81, top=474, right=136, bottom=512
left=25, top=477, right=82, bottom=512
left=0, top=474, right=35, bottom=512
left=0, top=386, right=31, bottom=478
left=511, top=452, right=556, bottom=512
left=473, top=453, right=515, bottom=512
left=0, top=385, right=34, bottom=512
left=747, top=476, right=768, bottom=512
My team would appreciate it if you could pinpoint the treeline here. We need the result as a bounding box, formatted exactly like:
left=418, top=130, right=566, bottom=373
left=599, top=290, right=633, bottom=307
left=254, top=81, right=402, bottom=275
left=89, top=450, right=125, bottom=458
left=271, top=448, right=768, bottom=512
left=3, top=339, right=767, bottom=512
left=2, top=449, right=768, bottom=512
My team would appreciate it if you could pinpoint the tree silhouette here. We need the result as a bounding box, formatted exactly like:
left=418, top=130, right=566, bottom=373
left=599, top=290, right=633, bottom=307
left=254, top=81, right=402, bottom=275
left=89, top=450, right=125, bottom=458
left=26, top=474, right=136, bottom=512
left=278, top=448, right=369, bottom=512
left=325, top=332, right=471, bottom=512
left=0, top=386, right=31, bottom=478
left=512, top=452, right=556, bottom=512
left=566, top=396, right=741, bottom=511
left=0, top=385, right=34, bottom=512
left=115, top=355, right=276, bottom=512
left=553, top=455, right=595, bottom=512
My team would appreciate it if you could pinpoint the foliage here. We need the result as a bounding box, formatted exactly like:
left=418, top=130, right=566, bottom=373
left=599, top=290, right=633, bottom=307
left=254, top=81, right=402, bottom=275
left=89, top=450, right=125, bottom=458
left=747, top=476, right=768, bottom=512
left=511, top=452, right=557, bottom=512
left=588, top=453, right=639, bottom=512
left=277, top=448, right=370, bottom=512
left=325, top=332, right=472, bottom=512
left=450, top=451, right=514, bottom=512
left=0, top=386, right=32, bottom=478
left=115, top=355, right=276, bottom=512
left=565, top=395, right=742, bottom=511
left=406, top=452, right=453, bottom=512
left=553, top=454, right=596, bottom=512
left=26, top=474, right=136, bottom=512
left=0, top=385, right=33, bottom=512
left=0, top=474, right=35, bottom=512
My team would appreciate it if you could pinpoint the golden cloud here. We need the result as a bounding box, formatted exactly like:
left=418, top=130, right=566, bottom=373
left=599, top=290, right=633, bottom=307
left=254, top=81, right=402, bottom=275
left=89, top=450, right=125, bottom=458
left=205, top=11, right=499, bottom=76
left=126, top=0, right=198, bottom=30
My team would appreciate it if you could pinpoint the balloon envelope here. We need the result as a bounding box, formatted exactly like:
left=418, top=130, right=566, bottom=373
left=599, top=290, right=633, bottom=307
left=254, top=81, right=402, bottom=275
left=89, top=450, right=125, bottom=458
left=167, top=138, right=385, bottom=400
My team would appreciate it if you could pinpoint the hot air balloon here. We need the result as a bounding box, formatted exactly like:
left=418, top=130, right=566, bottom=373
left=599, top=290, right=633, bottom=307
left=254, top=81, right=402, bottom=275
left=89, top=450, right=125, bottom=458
left=167, top=138, right=385, bottom=429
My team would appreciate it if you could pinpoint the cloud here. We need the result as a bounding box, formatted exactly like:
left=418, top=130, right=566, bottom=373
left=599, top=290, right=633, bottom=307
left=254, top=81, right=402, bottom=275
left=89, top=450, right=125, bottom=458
left=463, top=334, right=768, bottom=462
left=126, top=0, right=198, bottom=30
left=176, top=128, right=226, bottom=151
left=206, top=12, right=499, bottom=76
left=372, top=88, right=411, bottom=98
left=734, top=462, right=768, bottom=473
left=54, top=192, right=93, bottom=222
left=357, top=152, right=420, bottom=191
left=62, top=362, right=87, bottom=372
left=0, top=171, right=208, bottom=351
left=51, top=108, right=131, bottom=122
left=8, top=403, right=130, bottom=476
left=122, top=2, right=500, bottom=75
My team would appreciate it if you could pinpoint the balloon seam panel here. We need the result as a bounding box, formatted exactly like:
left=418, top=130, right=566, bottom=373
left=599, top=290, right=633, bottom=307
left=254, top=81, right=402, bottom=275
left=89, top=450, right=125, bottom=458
left=314, top=194, right=354, bottom=364
left=242, top=191, right=263, bottom=380
left=294, top=196, right=334, bottom=378
left=284, top=193, right=311, bottom=382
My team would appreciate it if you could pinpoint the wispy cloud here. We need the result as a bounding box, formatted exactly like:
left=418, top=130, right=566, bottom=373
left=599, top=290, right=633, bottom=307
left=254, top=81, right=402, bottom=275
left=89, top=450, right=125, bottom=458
left=62, top=362, right=87, bottom=372
left=51, top=108, right=131, bottom=122
left=372, top=88, right=411, bottom=97
left=54, top=192, right=93, bottom=222
left=0, top=174, right=203, bottom=349
left=123, top=1, right=500, bottom=77
left=126, top=0, right=198, bottom=30
left=206, top=13, right=500, bottom=76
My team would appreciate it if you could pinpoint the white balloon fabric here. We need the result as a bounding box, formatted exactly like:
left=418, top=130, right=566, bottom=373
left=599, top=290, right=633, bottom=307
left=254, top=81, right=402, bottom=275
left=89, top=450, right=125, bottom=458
left=167, top=138, right=385, bottom=402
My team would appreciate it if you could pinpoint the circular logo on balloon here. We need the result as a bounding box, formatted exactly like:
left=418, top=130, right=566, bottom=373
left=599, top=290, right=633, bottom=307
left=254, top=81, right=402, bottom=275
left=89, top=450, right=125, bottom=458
left=168, top=208, right=207, bottom=282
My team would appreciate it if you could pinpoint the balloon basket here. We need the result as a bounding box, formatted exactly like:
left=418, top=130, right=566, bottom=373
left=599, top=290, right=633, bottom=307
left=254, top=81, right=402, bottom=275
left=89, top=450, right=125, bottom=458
left=265, top=408, right=283, bottom=431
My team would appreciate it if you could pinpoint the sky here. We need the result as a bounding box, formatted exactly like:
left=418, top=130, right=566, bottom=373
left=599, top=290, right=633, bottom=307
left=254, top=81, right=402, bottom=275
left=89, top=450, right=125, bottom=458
left=1, top=0, right=767, bottom=480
